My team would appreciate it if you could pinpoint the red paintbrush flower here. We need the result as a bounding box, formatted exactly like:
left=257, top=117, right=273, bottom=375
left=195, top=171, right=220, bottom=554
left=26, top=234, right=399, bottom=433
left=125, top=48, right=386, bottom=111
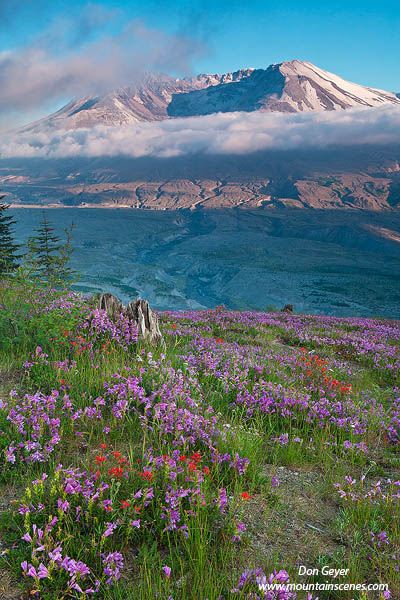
left=241, top=492, right=253, bottom=500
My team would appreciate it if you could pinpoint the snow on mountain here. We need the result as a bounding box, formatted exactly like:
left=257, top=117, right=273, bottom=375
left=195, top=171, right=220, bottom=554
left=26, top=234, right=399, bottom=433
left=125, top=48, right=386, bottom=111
left=18, top=60, right=400, bottom=132
left=168, top=61, right=400, bottom=116
left=18, top=69, right=254, bottom=132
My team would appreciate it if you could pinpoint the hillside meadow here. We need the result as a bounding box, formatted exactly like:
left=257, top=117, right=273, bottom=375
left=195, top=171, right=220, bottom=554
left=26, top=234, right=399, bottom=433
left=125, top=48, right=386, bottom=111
left=0, top=280, right=399, bottom=599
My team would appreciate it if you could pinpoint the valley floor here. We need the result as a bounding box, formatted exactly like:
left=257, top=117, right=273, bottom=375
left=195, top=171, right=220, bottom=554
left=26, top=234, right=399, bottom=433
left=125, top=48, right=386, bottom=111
left=10, top=208, right=400, bottom=318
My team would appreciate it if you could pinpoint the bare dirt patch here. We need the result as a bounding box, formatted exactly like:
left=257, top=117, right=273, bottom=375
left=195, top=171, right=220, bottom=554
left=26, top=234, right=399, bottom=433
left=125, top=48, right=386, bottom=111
left=240, top=465, right=345, bottom=572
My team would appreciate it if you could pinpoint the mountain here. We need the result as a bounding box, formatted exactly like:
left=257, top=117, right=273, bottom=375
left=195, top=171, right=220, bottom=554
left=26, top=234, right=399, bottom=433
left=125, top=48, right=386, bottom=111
left=167, top=61, right=400, bottom=116
left=18, top=69, right=254, bottom=132
left=19, top=60, right=400, bottom=132
left=5, top=60, right=400, bottom=213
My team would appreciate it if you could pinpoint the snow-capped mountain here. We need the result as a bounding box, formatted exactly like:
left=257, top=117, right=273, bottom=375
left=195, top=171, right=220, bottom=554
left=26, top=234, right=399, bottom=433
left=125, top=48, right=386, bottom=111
left=168, top=60, right=400, bottom=116
left=19, top=69, right=254, bottom=132
left=19, top=60, right=400, bottom=132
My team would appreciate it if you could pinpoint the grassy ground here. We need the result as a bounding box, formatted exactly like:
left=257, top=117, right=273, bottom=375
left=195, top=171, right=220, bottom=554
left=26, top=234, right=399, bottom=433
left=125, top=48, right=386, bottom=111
left=0, top=280, right=398, bottom=599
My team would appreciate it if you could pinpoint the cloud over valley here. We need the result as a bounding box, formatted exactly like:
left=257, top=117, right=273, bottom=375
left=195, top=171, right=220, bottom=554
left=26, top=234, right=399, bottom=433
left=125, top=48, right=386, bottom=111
left=2, top=105, right=400, bottom=160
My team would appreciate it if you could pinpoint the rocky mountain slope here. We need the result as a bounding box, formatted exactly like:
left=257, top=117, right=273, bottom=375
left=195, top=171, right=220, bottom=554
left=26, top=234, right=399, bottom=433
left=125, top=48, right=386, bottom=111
left=167, top=60, right=400, bottom=116
left=19, top=61, right=400, bottom=132
left=1, top=146, right=400, bottom=211
left=18, top=69, right=254, bottom=132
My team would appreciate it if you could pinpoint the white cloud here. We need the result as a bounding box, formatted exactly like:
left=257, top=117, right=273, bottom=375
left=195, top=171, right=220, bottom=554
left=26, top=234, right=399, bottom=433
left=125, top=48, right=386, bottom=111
left=0, top=8, right=207, bottom=116
left=1, top=105, right=400, bottom=159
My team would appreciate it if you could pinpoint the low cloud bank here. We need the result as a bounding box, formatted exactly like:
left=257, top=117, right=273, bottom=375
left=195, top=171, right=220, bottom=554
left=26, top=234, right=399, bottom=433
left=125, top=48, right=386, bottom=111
left=2, top=105, right=400, bottom=159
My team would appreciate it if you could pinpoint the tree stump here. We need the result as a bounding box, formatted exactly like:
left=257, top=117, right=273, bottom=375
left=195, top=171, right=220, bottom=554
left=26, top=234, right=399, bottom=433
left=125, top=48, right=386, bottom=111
left=96, top=293, right=163, bottom=344
left=97, top=293, right=123, bottom=316
left=281, top=304, right=294, bottom=313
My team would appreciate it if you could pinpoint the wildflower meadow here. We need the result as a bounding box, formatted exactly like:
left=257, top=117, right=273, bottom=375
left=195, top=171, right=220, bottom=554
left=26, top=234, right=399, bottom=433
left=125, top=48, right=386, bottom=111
left=0, top=281, right=399, bottom=599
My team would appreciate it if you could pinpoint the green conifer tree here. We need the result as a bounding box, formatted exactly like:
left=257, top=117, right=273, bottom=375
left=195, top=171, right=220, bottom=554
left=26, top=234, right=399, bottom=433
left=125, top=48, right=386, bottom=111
left=0, top=198, right=22, bottom=277
left=27, top=212, right=77, bottom=287
left=28, top=211, right=62, bottom=282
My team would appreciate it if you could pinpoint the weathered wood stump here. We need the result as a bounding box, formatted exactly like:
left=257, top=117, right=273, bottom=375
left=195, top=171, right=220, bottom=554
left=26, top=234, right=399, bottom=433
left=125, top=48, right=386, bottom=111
left=97, top=293, right=123, bottom=316
left=281, top=304, right=294, bottom=313
left=97, top=293, right=163, bottom=344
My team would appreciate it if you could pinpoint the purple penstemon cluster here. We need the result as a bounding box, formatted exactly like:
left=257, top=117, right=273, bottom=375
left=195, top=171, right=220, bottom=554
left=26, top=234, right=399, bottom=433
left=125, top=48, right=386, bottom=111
left=162, top=308, right=400, bottom=383
left=16, top=466, right=125, bottom=594
left=4, top=390, right=111, bottom=465
left=5, top=390, right=61, bottom=464
left=163, top=312, right=400, bottom=447
left=370, top=531, right=389, bottom=548
left=105, top=372, right=250, bottom=477
left=21, top=550, right=97, bottom=596
left=79, top=308, right=138, bottom=350
left=102, top=551, right=124, bottom=585
left=231, top=567, right=296, bottom=599
left=19, top=516, right=96, bottom=596
left=334, top=476, right=400, bottom=504
left=232, top=520, right=246, bottom=542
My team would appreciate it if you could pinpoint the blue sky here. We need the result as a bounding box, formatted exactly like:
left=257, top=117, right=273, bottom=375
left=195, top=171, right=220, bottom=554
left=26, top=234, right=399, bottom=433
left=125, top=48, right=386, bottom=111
left=1, top=0, right=399, bottom=127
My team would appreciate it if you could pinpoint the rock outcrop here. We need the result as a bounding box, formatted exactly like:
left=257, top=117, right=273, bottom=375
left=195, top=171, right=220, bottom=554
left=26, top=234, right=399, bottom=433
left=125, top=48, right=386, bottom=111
left=97, top=293, right=163, bottom=344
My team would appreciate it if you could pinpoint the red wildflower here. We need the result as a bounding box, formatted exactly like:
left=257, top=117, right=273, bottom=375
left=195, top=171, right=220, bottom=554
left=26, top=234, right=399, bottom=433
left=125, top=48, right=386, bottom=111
left=179, top=455, right=187, bottom=462
left=108, top=467, right=124, bottom=479
left=190, top=452, right=201, bottom=462
left=203, top=466, right=210, bottom=475
left=105, top=506, right=112, bottom=512
left=172, top=324, right=176, bottom=328
left=241, top=492, right=253, bottom=500
left=121, top=500, right=131, bottom=509
left=100, top=443, right=107, bottom=449
left=113, top=452, right=121, bottom=459
left=96, top=455, right=106, bottom=464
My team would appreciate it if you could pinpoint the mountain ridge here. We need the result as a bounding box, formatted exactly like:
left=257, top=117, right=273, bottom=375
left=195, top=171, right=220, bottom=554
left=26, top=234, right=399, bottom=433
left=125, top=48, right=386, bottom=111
left=18, top=60, right=400, bottom=133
